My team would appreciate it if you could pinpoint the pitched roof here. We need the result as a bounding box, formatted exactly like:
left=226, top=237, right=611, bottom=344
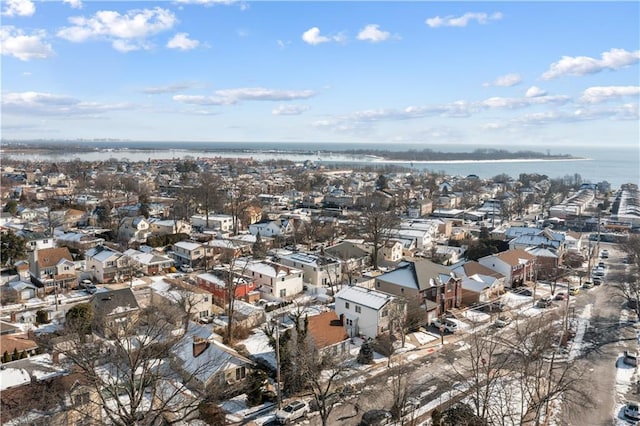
left=495, top=249, right=536, bottom=266
left=36, top=247, right=73, bottom=268
left=306, top=311, right=349, bottom=350
left=91, top=288, right=139, bottom=318
left=334, top=285, right=392, bottom=310
left=456, top=261, right=505, bottom=279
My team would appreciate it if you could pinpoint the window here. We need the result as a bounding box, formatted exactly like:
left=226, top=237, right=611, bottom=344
left=345, top=302, right=350, bottom=309
left=235, top=366, right=246, bottom=380
left=355, top=306, right=361, bottom=313
left=280, top=289, right=286, bottom=298
left=381, top=310, right=388, bottom=317
left=376, top=282, right=380, bottom=288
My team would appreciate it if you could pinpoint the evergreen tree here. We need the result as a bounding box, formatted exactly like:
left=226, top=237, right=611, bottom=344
left=19, top=350, right=27, bottom=359
left=35, top=309, right=49, bottom=325
left=0, top=231, right=28, bottom=266
left=357, top=340, right=374, bottom=364
left=252, top=232, right=267, bottom=259
left=2, top=351, right=10, bottom=363
left=12, top=348, right=19, bottom=361
left=245, top=369, right=267, bottom=406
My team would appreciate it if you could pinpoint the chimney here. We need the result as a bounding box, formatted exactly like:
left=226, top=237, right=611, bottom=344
left=192, top=336, right=208, bottom=358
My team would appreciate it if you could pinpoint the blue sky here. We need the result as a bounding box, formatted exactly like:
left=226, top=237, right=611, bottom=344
left=1, top=1, right=639, bottom=147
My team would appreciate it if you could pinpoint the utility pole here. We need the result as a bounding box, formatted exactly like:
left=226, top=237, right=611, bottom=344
left=274, top=315, right=282, bottom=410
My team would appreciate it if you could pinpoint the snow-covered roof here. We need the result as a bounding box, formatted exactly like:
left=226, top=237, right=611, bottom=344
left=334, top=285, right=393, bottom=310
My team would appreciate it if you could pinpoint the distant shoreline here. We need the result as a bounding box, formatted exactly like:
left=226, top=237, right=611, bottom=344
left=0, top=142, right=582, bottom=163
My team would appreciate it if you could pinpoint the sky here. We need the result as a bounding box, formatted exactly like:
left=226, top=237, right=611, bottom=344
left=1, top=0, right=639, bottom=147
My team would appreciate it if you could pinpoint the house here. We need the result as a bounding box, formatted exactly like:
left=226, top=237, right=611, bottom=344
left=0, top=368, right=101, bottom=425
left=276, top=251, right=342, bottom=287
left=171, top=241, right=204, bottom=268
left=324, top=241, right=370, bottom=285
left=380, top=240, right=404, bottom=263
left=54, top=231, right=106, bottom=251
left=29, top=247, right=77, bottom=293
left=374, top=259, right=463, bottom=318
left=478, top=249, right=536, bottom=288
left=0, top=332, right=38, bottom=359
left=1, top=280, right=38, bottom=303
left=334, top=285, right=397, bottom=339
left=85, top=245, right=123, bottom=283
left=118, top=216, right=151, bottom=243
left=306, top=311, right=351, bottom=357
left=451, top=261, right=506, bottom=306
left=248, top=219, right=293, bottom=238
left=196, top=271, right=257, bottom=306
left=171, top=322, right=254, bottom=394
left=150, top=278, right=212, bottom=321
left=525, top=246, right=560, bottom=280
left=122, top=248, right=174, bottom=276
left=90, top=288, right=140, bottom=336
left=236, top=259, right=303, bottom=300
left=148, top=218, right=192, bottom=236
left=63, top=208, right=87, bottom=229
left=191, top=214, right=235, bottom=232
left=18, top=230, right=55, bottom=252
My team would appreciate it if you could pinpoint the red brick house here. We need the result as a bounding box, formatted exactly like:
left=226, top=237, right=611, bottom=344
left=196, top=271, right=256, bottom=307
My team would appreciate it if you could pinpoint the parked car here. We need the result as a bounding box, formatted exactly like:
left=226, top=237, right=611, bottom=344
left=536, top=297, right=552, bottom=308
left=568, top=287, right=580, bottom=296
left=512, top=287, right=533, bottom=297
left=180, top=264, right=194, bottom=273
left=360, top=409, right=393, bottom=426
left=601, top=249, right=609, bottom=259
left=401, top=397, right=421, bottom=416
left=598, top=261, right=606, bottom=268
left=624, top=350, right=638, bottom=367
left=431, top=318, right=458, bottom=333
left=554, top=292, right=567, bottom=301
left=494, top=315, right=512, bottom=328
left=592, top=277, right=603, bottom=285
left=583, top=281, right=594, bottom=289
left=275, top=400, right=310, bottom=424
left=624, top=401, right=640, bottom=420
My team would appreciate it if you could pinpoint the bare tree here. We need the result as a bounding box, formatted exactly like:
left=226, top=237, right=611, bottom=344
left=357, top=195, right=401, bottom=269
left=37, top=305, right=221, bottom=426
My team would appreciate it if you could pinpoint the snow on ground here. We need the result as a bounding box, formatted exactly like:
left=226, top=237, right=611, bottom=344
left=463, top=310, right=490, bottom=323
left=0, top=354, right=65, bottom=391
left=412, top=331, right=439, bottom=346
left=502, top=292, right=532, bottom=308
left=568, top=303, right=592, bottom=362
left=237, top=327, right=276, bottom=369
left=448, top=318, right=471, bottom=331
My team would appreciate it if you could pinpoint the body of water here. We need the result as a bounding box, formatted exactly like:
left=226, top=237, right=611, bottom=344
left=3, top=142, right=638, bottom=189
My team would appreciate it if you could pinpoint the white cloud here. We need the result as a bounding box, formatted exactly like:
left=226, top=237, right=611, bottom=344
left=214, top=87, right=315, bottom=102
left=525, top=86, right=547, bottom=98
left=357, top=24, right=391, bottom=43
left=143, top=82, right=197, bottom=94
left=2, top=0, right=35, bottom=17
left=425, top=12, right=503, bottom=28
left=482, top=73, right=522, bottom=87
left=167, top=33, right=200, bottom=50
left=0, top=26, right=54, bottom=61
left=172, top=95, right=227, bottom=105
left=2, top=91, right=132, bottom=116
left=277, top=39, right=291, bottom=49
left=541, top=48, right=640, bottom=80
left=480, top=94, right=570, bottom=109
left=272, top=104, right=310, bottom=115
left=57, top=7, right=177, bottom=51
left=580, top=86, right=640, bottom=103
left=302, top=27, right=330, bottom=45
left=63, top=0, right=83, bottom=9
left=174, top=87, right=316, bottom=106
left=175, top=0, right=238, bottom=4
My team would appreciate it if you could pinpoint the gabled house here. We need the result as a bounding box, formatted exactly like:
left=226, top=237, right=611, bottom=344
left=324, top=241, right=370, bottom=285
left=374, top=259, right=463, bottom=317
left=148, top=218, right=192, bottom=236
left=1, top=280, right=38, bottom=303
left=248, top=218, right=293, bottom=238
left=118, top=216, right=151, bottom=243
left=150, top=278, right=212, bottom=321
left=91, top=288, right=140, bottom=337
left=306, top=311, right=351, bottom=357
left=451, top=261, right=506, bottom=306
left=29, top=247, right=77, bottom=293
left=122, top=248, right=174, bottom=276
left=478, top=249, right=536, bottom=288
left=85, top=245, right=122, bottom=283
left=18, top=230, right=55, bottom=252
left=334, top=285, right=397, bottom=339
left=171, top=323, right=254, bottom=394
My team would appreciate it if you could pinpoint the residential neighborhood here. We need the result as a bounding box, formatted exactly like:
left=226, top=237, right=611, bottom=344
left=1, top=154, right=639, bottom=425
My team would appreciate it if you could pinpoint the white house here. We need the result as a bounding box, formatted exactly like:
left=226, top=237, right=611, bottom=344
left=122, top=248, right=175, bottom=275
left=236, top=259, right=304, bottom=300
left=334, top=285, right=395, bottom=339
left=248, top=219, right=293, bottom=238
left=85, top=245, right=123, bottom=283
left=276, top=251, right=342, bottom=287
left=150, top=278, right=212, bottom=320
left=118, top=216, right=151, bottom=243
left=172, top=241, right=204, bottom=267
left=191, top=214, right=234, bottom=232
left=147, top=218, right=192, bottom=236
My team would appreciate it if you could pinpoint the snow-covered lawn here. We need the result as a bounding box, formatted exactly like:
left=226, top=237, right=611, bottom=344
left=237, top=328, right=276, bottom=369
left=502, top=292, right=532, bottom=307
left=463, top=310, right=490, bottom=323
left=411, top=331, right=439, bottom=346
